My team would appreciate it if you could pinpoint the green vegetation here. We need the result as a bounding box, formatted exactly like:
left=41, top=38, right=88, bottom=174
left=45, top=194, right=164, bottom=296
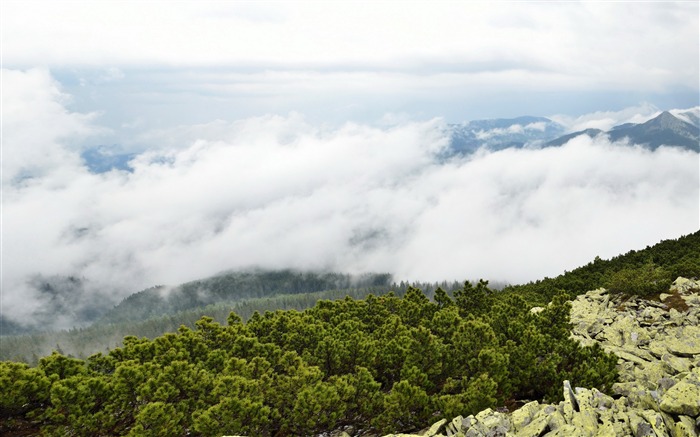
left=1, top=280, right=476, bottom=363
left=0, top=286, right=397, bottom=363
left=1, top=283, right=618, bottom=436
left=1, top=230, right=698, bottom=435
left=504, top=230, right=700, bottom=303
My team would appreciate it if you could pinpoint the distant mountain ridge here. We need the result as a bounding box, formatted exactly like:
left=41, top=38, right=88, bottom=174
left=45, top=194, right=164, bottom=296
left=446, top=116, right=566, bottom=154
left=79, top=108, right=699, bottom=174
left=445, top=108, right=699, bottom=155
left=546, top=110, right=700, bottom=151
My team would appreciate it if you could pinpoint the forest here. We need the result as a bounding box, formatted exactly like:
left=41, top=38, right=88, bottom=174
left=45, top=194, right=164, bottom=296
left=0, top=280, right=472, bottom=363
left=1, top=230, right=699, bottom=436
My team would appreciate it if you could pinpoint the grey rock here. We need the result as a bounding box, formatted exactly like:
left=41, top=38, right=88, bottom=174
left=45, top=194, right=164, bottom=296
left=656, top=377, right=677, bottom=393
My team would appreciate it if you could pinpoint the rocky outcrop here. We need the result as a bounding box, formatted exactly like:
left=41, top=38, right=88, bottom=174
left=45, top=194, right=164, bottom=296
left=395, top=373, right=699, bottom=437
left=391, top=277, right=700, bottom=437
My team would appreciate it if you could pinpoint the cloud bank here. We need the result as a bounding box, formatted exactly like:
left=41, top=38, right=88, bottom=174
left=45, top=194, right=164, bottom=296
left=2, top=69, right=699, bottom=331
left=3, top=2, right=697, bottom=132
left=5, top=2, right=697, bottom=91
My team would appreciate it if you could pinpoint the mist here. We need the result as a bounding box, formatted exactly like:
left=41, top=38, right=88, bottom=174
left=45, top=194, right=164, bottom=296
left=2, top=69, right=698, bottom=332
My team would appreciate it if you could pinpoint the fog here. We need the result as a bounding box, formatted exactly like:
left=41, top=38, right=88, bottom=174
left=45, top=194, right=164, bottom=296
left=2, top=69, right=698, bottom=331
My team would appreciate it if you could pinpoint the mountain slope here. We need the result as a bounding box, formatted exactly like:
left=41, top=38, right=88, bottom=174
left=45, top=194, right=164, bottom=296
left=608, top=111, right=700, bottom=150
left=545, top=128, right=605, bottom=147
left=99, top=269, right=392, bottom=324
left=547, top=111, right=700, bottom=151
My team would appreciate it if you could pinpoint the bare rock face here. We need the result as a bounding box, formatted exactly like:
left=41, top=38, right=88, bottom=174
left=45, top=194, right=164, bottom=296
left=389, top=277, right=700, bottom=437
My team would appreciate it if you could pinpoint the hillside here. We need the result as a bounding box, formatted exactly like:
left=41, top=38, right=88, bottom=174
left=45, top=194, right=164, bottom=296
left=100, top=270, right=393, bottom=324
left=0, top=283, right=620, bottom=436
left=0, top=278, right=469, bottom=363
left=0, top=286, right=398, bottom=363
left=1, top=231, right=699, bottom=436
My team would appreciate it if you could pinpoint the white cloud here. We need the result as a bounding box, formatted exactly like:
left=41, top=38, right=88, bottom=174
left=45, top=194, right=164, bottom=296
left=2, top=70, right=698, bottom=331
left=1, top=69, right=103, bottom=185
left=549, top=103, right=663, bottom=133
left=3, top=2, right=697, bottom=94
left=4, top=2, right=694, bottom=135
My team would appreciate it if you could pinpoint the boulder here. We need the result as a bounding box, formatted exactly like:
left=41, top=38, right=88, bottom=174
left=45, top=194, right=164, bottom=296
left=671, top=277, right=700, bottom=293
left=424, top=419, right=447, bottom=437
left=671, top=415, right=698, bottom=437
left=627, top=411, right=654, bottom=437
left=659, top=379, right=700, bottom=416
left=516, top=414, right=548, bottom=437
left=444, top=415, right=464, bottom=435
left=661, top=353, right=692, bottom=374
left=473, top=408, right=510, bottom=436
left=665, top=326, right=700, bottom=357
left=510, top=401, right=541, bottom=431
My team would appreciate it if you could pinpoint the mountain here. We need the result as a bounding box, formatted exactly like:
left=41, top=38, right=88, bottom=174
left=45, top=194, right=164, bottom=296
left=546, top=128, right=605, bottom=147
left=99, top=269, right=393, bottom=324
left=547, top=111, right=700, bottom=151
left=608, top=111, right=700, bottom=151
left=446, top=116, right=566, bottom=154
left=444, top=109, right=699, bottom=155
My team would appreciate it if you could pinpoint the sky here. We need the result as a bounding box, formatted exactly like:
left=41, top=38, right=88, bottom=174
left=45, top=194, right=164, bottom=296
left=1, top=1, right=699, bottom=331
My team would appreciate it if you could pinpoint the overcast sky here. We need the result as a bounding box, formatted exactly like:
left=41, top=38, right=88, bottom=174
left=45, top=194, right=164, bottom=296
left=2, top=1, right=699, bottom=330
left=3, top=1, right=699, bottom=134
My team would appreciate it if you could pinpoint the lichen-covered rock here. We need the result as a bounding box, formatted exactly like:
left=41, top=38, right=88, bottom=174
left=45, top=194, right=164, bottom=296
left=672, top=277, right=700, bottom=293
left=545, top=424, right=588, bottom=437
left=671, top=415, right=698, bottom=437
left=516, top=414, right=548, bottom=437
left=661, top=352, right=692, bottom=374
left=472, top=408, right=510, bottom=436
left=510, top=401, right=540, bottom=432
left=659, top=379, right=700, bottom=416
left=444, top=415, right=464, bottom=435
left=666, top=325, right=700, bottom=357
left=424, top=419, right=447, bottom=437
left=594, top=422, right=617, bottom=437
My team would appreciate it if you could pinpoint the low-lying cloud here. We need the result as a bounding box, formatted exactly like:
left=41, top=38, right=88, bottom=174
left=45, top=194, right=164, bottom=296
left=3, top=69, right=699, bottom=331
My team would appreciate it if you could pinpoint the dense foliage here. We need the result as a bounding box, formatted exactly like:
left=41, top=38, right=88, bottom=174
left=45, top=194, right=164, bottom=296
left=2, top=281, right=476, bottom=363
left=1, top=283, right=618, bottom=436
left=0, top=286, right=397, bottom=363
